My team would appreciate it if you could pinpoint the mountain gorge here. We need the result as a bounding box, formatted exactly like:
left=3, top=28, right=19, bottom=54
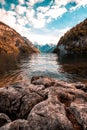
left=54, top=19, right=87, bottom=56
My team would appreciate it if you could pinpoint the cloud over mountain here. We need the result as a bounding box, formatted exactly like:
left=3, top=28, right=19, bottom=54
left=0, top=0, right=87, bottom=44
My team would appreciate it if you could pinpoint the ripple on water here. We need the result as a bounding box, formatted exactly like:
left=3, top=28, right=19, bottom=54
left=0, top=53, right=87, bottom=87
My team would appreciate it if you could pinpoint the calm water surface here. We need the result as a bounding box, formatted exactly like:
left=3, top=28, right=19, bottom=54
left=0, top=53, right=87, bottom=87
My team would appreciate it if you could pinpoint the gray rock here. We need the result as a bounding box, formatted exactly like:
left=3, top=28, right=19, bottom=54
left=0, top=113, right=11, bottom=127
left=0, top=80, right=47, bottom=120
left=31, top=76, right=56, bottom=87
left=0, top=76, right=87, bottom=130
left=27, top=86, right=74, bottom=130
left=27, top=99, right=73, bottom=130
left=70, top=103, right=87, bottom=130
left=0, top=119, right=30, bottom=130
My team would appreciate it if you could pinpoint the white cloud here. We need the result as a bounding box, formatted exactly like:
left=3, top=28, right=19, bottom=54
left=54, top=0, right=87, bottom=9
left=11, top=4, right=15, bottom=10
left=37, top=6, right=50, bottom=13
left=45, top=6, right=67, bottom=20
left=26, top=8, right=46, bottom=28
left=28, top=0, right=44, bottom=6
left=17, top=16, right=27, bottom=26
left=25, top=1, right=67, bottom=29
left=27, top=33, right=58, bottom=45
left=31, top=18, right=45, bottom=28
left=9, top=0, right=87, bottom=30
left=70, top=0, right=87, bottom=11
left=15, top=5, right=26, bottom=15
left=24, top=27, right=70, bottom=45
left=0, top=9, right=16, bottom=27
left=0, top=0, right=5, bottom=5
left=18, top=0, right=25, bottom=5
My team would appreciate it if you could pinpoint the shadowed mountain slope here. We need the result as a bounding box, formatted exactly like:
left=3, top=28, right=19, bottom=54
left=54, top=19, right=87, bottom=56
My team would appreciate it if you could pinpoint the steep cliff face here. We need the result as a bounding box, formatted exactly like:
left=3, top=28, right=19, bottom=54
left=54, top=19, right=87, bottom=55
left=23, top=37, right=40, bottom=53
left=0, top=22, right=39, bottom=55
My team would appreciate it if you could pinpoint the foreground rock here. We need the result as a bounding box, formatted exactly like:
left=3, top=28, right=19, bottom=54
left=0, top=76, right=87, bottom=130
left=0, top=119, right=29, bottom=130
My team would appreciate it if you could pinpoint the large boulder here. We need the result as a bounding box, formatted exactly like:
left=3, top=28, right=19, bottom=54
left=0, top=78, right=47, bottom=120
left=0, top=76, right=87, bottom=130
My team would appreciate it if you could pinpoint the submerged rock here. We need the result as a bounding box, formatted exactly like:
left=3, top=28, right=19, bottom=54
left=0, top=76, right=87, bottom=130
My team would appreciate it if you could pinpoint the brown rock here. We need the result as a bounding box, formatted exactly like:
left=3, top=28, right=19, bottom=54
left=0, top=119, right=30, bottom=130
left=27, top=89, right=74, bottom=130
left=31, top=76, right=56, bottom=87
left=0, top=76, right=87, bottom=130
left=0, top=80, right=47, bottom=120
left=69, top=103, right=87, bottom=130
left=0, top=113, right=11, bottom=127
left=0, top=22, right=40, bottom=55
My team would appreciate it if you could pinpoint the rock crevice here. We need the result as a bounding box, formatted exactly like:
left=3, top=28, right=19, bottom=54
left=0, top=76, right=87, bottom=130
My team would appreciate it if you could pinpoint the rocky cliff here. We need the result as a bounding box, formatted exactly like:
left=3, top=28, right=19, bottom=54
left=54, top=19, right=87, bottom=55
left=0, top=22, right=39, bottom=55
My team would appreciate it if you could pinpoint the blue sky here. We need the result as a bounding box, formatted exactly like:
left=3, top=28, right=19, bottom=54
left=0, top=0, right=87, bottom=44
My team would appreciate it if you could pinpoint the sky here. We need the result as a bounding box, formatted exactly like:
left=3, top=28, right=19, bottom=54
left=0, top=0, right=87, bottom=45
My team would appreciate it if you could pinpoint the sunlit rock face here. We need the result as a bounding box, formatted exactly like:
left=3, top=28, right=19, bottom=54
left=0, top=76, right=87, bottom=130
left=0, top=22, right=39, bottom=55
left=54, top=19, right=87, bottom=56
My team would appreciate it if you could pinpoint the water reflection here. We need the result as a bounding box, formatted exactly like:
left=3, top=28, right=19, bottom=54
left=0, top=53, right=87, bottom=87
left=0, top=54, right=19, bottom=75
left=57, top=54, right=87, bottom=82
left=0, top=54, right=21, bottom=87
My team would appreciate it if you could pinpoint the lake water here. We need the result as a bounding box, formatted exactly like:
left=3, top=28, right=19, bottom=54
left=0, top=53, right=87, bottom=87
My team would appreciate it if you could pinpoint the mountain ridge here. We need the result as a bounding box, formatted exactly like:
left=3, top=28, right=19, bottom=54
left=0, top=22, right=39, bottom=55
left=54, top=18, right=87, bottom=55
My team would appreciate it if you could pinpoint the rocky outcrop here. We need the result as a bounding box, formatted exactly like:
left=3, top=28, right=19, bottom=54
left=0, top=22, right=39, bottom=55
left=0, top=76, right=87, bottom=130
left=54, top=19, right=87, bottom=56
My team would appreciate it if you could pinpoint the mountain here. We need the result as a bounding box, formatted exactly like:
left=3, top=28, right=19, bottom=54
left=0, top=22, right=39, bottom=56
left=54, top=19, right=87, bottom=56
left=35, top=44, right=56, bottom=53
